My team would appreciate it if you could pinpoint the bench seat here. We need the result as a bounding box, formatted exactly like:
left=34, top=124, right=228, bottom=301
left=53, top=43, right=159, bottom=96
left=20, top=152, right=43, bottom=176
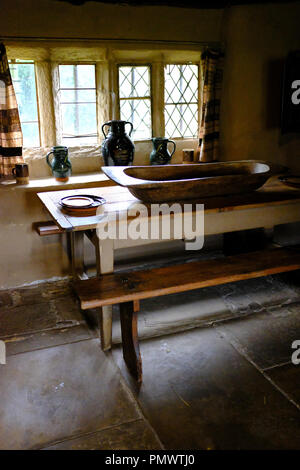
left=73, top=246, right=300, bottom=382
left=34, top=221, right=64, bottom=236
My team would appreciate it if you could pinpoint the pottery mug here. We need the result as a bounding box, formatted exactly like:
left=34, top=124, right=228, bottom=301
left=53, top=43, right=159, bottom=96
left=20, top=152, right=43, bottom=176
left=182, top=149, right=195, bottom=164
left=12, top=163, right=29, bottom=184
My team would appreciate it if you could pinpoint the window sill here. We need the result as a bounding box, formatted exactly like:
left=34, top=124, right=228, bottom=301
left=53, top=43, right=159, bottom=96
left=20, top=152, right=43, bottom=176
left=0, top=172, right=115, bottom=192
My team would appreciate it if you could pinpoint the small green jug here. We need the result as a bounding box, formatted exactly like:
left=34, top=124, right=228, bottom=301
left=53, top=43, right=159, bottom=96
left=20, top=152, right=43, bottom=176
left=150, top=137, right=176, bottom=165
left=46, top=146, right=72, bottom=181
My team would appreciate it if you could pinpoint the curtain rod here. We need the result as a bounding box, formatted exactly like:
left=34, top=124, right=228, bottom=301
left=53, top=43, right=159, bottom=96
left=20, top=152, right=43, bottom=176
left=0, top=36, right=221, bottom=48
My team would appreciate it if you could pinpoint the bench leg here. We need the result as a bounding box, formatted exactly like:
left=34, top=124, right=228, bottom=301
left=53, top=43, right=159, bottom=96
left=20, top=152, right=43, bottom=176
left=120, top=301, right=142, bottom=383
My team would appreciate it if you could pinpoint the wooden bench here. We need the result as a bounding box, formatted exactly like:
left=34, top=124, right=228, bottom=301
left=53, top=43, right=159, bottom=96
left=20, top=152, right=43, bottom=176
left=34, top=221, right=64, bottom=237
left=74, top=246, right=300, bottom=383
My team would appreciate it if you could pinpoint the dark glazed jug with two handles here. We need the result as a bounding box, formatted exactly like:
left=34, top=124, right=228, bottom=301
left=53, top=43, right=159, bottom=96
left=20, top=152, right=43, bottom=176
left=150, top=137, right=176, bottom=165
left=101, top=120, right=135, bottom=166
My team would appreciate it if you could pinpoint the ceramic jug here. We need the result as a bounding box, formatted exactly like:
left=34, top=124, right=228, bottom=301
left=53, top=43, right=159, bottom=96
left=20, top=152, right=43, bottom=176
left=150, top=137, right=176, bottom=165
left=101, top=120, right=135, bottom=166
left=46, top=146, right=72, bottom=181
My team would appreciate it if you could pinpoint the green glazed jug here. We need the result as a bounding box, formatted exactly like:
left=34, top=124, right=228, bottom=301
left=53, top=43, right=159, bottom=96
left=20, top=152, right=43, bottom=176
left=150, top=137, right=176, bottom=165
left=46, top=146, right=72, bottom=181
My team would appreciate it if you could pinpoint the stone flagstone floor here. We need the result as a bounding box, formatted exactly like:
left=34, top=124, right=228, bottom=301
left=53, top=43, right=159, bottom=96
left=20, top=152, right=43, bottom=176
left=0, top=269, right=300, bottom=449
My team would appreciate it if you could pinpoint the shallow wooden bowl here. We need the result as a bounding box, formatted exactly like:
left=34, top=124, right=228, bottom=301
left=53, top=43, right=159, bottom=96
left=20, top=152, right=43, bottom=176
left=102, top=161, right=285, bottom=203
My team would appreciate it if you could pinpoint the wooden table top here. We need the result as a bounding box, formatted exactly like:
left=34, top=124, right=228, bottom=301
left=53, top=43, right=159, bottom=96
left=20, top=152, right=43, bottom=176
left=37, top=177, right=300, bottom=231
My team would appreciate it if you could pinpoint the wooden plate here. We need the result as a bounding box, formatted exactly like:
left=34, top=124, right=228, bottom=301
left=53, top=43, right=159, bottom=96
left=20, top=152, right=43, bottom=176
left=278, top=175, right=300, bottom=189
left=60, top=195, right=94, bottom=208
left=59, top=195, right=106, bottom=216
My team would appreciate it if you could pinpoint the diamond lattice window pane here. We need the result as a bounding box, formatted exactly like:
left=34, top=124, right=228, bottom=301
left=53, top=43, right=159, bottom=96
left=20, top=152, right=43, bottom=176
left=119, top=66, right=150, bottom=98
left=118, top=66, right=152, bottom=140
left=120, top=98, right=151, bottom=140
left=164, top=64, right=198, bottom=138
left=165, top=104, right=198, bottom=138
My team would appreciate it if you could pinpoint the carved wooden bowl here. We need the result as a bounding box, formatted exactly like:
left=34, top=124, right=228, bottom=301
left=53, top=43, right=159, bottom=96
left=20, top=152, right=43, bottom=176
left=102, top=161, right=285, bottom=203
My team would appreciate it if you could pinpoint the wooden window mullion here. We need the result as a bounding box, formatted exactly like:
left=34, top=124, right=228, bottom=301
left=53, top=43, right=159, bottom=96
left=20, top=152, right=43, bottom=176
left=151, top=61, right=165, bottom=138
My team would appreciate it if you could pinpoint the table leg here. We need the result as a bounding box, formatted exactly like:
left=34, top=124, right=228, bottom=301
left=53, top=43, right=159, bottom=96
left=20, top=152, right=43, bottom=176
left=96, top=238, right=114, bottom=351
left=66, top=232, right=72, bottom=265
left=71, top=231, right=88, bottom=280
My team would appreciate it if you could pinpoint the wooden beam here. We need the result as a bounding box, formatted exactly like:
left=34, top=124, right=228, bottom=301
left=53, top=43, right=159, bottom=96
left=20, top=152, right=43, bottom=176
left=56, top=0, right=289, bottom=9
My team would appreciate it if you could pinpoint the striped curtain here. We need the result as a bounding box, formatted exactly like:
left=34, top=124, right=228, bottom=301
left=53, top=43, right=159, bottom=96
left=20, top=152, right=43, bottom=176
left=0, top=43, right=23, bottom=178
left=198, top=49, right=224, bottom=162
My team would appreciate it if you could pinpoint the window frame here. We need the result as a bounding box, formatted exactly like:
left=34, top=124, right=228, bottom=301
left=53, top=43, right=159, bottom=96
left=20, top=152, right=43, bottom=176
left=9, top=59, right=41, bottom=148
left=164, top=62, right=200, bottom=140
left=54, top=61, right=99, bottom=146
left=116, top=63, right=153, bottom=141
left=8, top=44, right=203, bottom=150
left=116, top=61, right=200, bottom=142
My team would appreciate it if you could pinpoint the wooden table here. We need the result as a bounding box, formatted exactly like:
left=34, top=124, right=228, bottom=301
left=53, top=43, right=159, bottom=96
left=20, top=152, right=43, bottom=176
left=38, top=177, right=300, bottom=350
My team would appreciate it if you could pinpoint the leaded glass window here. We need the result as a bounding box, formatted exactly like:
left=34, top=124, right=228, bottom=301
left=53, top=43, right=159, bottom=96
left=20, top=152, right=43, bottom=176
left=164, top=64, right=198, bottom=138
left=118, top=65, right=152, bottom=140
